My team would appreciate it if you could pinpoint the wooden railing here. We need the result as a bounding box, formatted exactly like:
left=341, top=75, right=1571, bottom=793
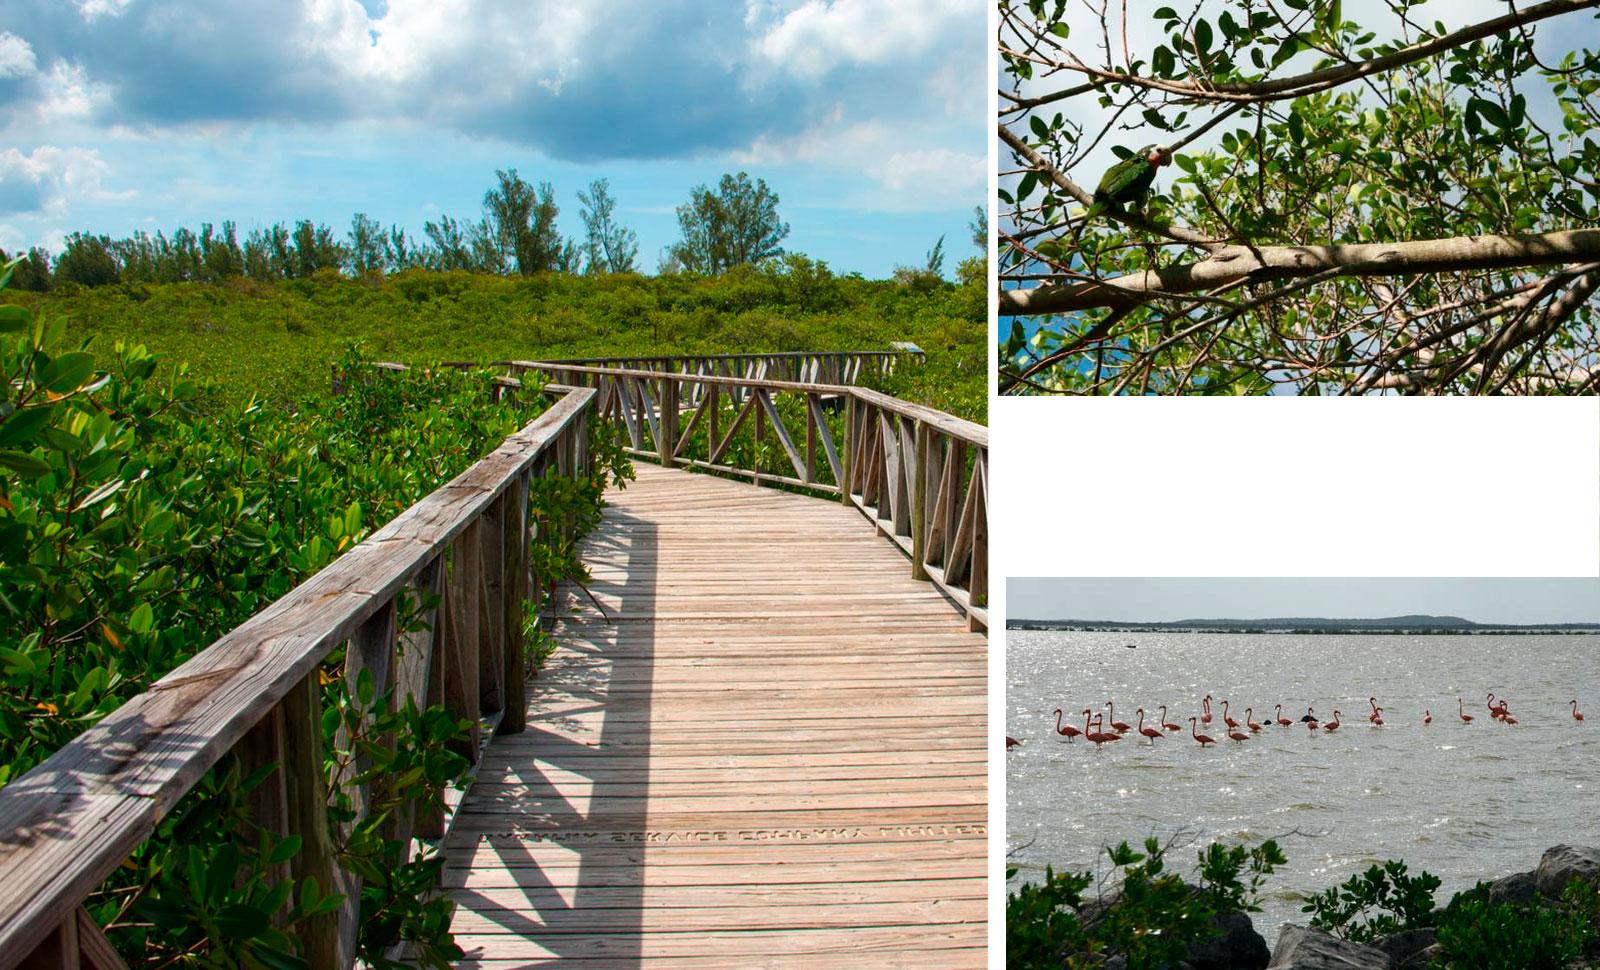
left=0, top=385, right=596, bottom=968
left=509, top=362, right=988, bottom=631
left=521, top=349, right=923, bottom=387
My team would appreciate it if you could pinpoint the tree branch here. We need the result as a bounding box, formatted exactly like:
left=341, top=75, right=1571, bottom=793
left=999, top=229, right=1600, bottom=315
left=1010, top=0, right=1600, bottom=107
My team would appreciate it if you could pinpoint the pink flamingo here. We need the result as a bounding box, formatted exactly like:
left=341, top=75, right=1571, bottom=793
left=1423, top=710, right=1433, bottom=725
left=1245, top=707, right=1262, bottom=732
left=1458, top=699, right=1474, bottom=723
left=1371, top=707, right=1384, bottom=727
left=1189, top=716, right=1215, bottom=748
left=1106, top=700, right=1132, bottom=734
left=1053, top=708, right=1083, bottom=741
left=1158, top=705, right=1182, bottom=731
left=1324, top=710, right=1343, bottom=732
left=1368, top=697, right=1381, bottom=723
left=1201, top=694, right=1213, bottom=724
left=1086, top=714, right=1122, bottom=747
left=1222, top=700, right=1239, bottom=730
left=1573, top=700, right=1585, bottom=722
left=1136, top=708, right=1164, bottom=743
left=1274, top=704, right=1291, bottom=727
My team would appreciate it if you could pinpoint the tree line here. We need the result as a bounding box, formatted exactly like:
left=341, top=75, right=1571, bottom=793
left=0, top=169, right=803, bottom=290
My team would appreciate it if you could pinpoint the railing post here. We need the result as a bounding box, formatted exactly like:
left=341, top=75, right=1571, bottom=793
left=282, top=669, right=349, bottom=969
left=499, top=471, right=531, bottom=735
left=480, top=497, right=507, bottom=717
left=910, top=421, right=930, bottom=581
left=659, top=375, right=677, bottom=464
left=840, top=395, right=854, bottom=505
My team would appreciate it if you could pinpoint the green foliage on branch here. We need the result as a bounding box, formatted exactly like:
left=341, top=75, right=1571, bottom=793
left=1303, top=859, right=1443, bottom=942
left=1000, top=0, right=1600, bottom=394
left=1433, top=880, right=1598, bottom=970
left=1006, top=836, right=1284, bottom=970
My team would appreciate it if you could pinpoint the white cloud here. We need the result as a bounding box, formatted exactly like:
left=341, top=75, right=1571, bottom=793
left=35, top=61, right=110, bottom=122
left=752, top=0, right=970, bottom=79
left=0, top=33, right=38, bottom=79
left=0, top=145, right=131, bottom=215
left=75, top=0, right=137, bottom=20
left=299, top=0, right=593, bottom=98
left=876, top=147, right=982, bottom=192
left=737, top=116, right=981, bottom=209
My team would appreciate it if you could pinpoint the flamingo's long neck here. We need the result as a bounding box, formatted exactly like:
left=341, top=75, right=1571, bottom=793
left=1055, top=709, right=1064, bottom=733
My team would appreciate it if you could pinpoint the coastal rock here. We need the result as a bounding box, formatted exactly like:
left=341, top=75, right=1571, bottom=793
left=1267, top=925, right=1388, bottom=970
left=1081, top=885, right=1267, bottom=969
left=1375, top=927, right=1437, bottom=969
left=1534, top=844, right=1600, bottom=898
left=1486, top=870, right=1538, bottom=904
left=1184, top=909, right=1270, bottom=970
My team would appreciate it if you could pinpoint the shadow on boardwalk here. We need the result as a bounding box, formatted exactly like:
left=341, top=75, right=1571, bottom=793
left=444, top=464, right=986, bottom=968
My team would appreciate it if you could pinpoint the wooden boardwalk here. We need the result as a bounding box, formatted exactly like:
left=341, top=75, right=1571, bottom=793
left=442, top=463, right=988, bottom=967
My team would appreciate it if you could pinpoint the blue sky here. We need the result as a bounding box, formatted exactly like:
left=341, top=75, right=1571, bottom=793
left=1008, top=578, right=1600, bottom=626
left=0, top=0, right=984, bottom=278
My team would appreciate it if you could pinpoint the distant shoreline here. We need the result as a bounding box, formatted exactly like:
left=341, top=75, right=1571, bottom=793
left=1008, top=615, right=1600, bottom=636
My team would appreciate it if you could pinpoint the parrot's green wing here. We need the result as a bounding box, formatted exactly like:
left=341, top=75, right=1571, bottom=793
left=1086, top=153, right=1160, bottom=222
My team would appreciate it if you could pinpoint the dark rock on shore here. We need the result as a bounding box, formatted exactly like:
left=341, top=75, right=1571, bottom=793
left=1486, top=869, right=1538, bottom=904
left=1535, top=844, right=1600, bottom=898
left=1185, top=908, right=1270, bottom=970
left=1267, top=925, right=1388, bottom=970
left=1374, top=927, right=1436, bottom=969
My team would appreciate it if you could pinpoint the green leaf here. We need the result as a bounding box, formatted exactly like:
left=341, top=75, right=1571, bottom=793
left=0, top=646, right=37, bottom=676
left=266, top=835, right=303, bottom=867
left=0, top=409, right=53, bottom=448
left=1194, top=19, right=1213, bottom=53
left=216, top=902, right=271, bottom=939
left=38, top=352, right=97, bottom=395
left=0, top=450, right=51, bottom=478
left=0, top=305, right=28, bottom=333
left=1153, top=45, right=1175, bottom=77
left=129, top=602, right=154, bottom=635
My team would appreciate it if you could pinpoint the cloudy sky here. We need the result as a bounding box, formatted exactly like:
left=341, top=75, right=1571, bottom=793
left=0, top=0, right=985, bottom=277
left=1009, top=578, right=1600, bottom=626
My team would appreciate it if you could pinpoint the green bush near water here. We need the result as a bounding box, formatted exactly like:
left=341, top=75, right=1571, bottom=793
left=1010, top=845, right=1600, bottom=969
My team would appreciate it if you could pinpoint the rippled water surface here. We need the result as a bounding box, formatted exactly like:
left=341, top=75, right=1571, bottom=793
left=1007, top=631, right=1600, bottom=939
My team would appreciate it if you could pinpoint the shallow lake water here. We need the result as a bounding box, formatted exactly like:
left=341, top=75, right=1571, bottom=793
left=1007, top=630, right=1600, bottom=940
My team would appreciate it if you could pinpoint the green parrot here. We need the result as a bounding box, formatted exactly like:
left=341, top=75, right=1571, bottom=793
left=1084, top=145, right=1174, bottom=222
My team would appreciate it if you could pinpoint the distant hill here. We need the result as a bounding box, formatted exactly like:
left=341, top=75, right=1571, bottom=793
left=1007, top=614, right=1600, bottom=634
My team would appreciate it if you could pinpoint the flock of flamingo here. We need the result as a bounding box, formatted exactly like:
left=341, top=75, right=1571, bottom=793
left=1019, top=693, right=1585, bottom=749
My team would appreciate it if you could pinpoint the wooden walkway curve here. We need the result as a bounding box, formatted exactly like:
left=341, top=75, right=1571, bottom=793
left=442, top=463, right=988, bottom=967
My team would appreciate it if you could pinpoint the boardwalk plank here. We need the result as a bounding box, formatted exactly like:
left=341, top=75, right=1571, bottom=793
left=443, top=464, right=986, bottom=966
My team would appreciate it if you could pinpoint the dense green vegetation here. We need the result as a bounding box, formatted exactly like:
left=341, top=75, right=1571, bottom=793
left=6, top=258, right=986, bottom=421
left=0, top=259, right=632, bottom=965
left=1009, top=843, right=1600, bottom=969
left=1007, top=837, right=1286, bottom=969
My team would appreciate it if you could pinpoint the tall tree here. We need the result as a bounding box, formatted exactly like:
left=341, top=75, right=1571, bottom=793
left=577, top=178, right=639, bottom=274
left=290, top=220, right=343, bottom=278
left=347, top=212, right=386, bottom=277
left=423, top=215, right=475, bottom=271
left=54, top=233, right=120, bottom=286
left=481, top=169, right=565, bottom=275
left=999, top=0, right=1600, bottom=394
left=667, top=172, right=790, bottom=274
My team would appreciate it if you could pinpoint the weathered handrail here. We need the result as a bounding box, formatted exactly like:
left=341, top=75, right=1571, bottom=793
left=509, top=361, right=988, bottom=631
left=0, top=385, right=597, bottom=967
left=516, top=349, right=924, bottom=388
